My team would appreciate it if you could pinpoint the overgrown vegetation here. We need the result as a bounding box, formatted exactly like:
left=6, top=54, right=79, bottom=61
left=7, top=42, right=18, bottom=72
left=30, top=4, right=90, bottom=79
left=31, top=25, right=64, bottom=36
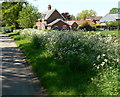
left=2, top=1, right=40, bottom=28
left=6, top=29, right=119, bottom=95
left=77, top=21, right=119, bottom=31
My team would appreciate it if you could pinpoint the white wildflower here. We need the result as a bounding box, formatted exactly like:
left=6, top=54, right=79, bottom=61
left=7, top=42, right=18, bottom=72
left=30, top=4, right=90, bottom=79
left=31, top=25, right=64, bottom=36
left=97, top=66, right=99, bottom=69
left=91, top=78, right=93, bottom=81
left=116, top=59, right=119, bottom=62
left=96, top=32, right=101, bottom=35
left=101, top=62, right=105, bottom=66
left=110, top=67, right=112, bottom=69
left=104, top=59, right=108, bottom=62
left=102, top=54, right=106, bottom=57
left=108, top=34, right=111, bottom=37
left=97, top=55, right=100, bottom=60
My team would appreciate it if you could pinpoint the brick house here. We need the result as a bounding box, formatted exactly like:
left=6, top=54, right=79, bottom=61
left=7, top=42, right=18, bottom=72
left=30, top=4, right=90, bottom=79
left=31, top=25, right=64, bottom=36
left=65, top=20, right=95, bottom=26
left=35, top=5, right=78, bottom=30
left=66, top=21, right=78, bottom=30
left=47, top=19, right=70, bottom=30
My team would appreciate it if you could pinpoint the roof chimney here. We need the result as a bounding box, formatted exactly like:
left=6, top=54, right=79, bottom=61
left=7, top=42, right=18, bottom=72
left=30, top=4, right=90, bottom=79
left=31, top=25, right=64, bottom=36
left=48, top=5, right=51, bottom=10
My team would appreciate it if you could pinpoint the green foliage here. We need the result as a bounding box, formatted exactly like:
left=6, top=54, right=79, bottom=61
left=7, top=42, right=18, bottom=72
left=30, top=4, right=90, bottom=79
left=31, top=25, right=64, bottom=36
left=2, top=26, right=15, bottom=32
left=105, top=21, right=118, bottom=30
left=2, top=1, right=28, bottom=28
left=77, top=9, right=96, bottom=20
left=109, top=8, right=120, bottom=14
left=0, top=3, right=2, bottom=26
left=109, top=21, right=118, bottom=27
left=17, top=4, right=38, bottom=28
left=78, top=22, right=93, bottom=31
left=84, top=30, right=118, bottom=37
left=95, top=24, right=101, bottom=28
left=8, top=29, right=119, bottom=95
left=71, top=16, right=76, bottom=20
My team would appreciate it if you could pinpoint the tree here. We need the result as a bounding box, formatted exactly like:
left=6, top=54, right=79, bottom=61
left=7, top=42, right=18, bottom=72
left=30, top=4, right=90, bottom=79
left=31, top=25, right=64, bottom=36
left=109, top=8, right=120, bottom=14
left=71, top=15, right=76, bottom=20
left=61, top=12, right=72, bottom=20
left=17, top=4, right=38, bottom=28
left=2, top=1, right=28, bottom=28
left=0, top=3, right=2, bottom=27
left=77, top=9, right=96, bottom=20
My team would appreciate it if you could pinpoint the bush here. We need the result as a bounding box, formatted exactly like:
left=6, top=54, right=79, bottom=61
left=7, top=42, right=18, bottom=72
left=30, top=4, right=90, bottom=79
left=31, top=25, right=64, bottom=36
left=95, top=24, right=101, bottom=28
left=19, top=29, right=119, bottom=94
left=105, top=21, right=118, bottom=30
left=90, top=25, right=96, bottom=31
left=78, top=22, right=93, bottom=31
left=20, top=29, right=118, bottom=73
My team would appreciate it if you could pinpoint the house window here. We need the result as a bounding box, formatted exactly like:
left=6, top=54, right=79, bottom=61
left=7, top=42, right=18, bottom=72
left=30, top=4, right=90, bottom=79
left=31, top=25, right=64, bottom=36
left=63, top=25, right=67, bottom=30
left=54, top=26, right=58, bottom=28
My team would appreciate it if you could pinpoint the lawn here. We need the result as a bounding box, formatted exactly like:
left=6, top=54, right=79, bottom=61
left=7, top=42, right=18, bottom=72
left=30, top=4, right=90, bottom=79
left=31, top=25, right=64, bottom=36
left=84, top=30, right=118, bottom=36
left=5, top=29, right=119, bottom=95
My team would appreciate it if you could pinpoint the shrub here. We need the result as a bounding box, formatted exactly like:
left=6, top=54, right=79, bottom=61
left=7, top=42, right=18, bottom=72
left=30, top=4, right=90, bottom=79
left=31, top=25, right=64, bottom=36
left=77, top=25, right=84, bottom=30
left=105, top=21, right=118, bottom=30
left=95, top=24, right=101, bottom=28
left=90, top=25, right=96, bottom=31
left=20, top=29, right=118, bottom=73
left=78, top=22, right=93, bottom=31
left=19, top=29, right=119, bottom=94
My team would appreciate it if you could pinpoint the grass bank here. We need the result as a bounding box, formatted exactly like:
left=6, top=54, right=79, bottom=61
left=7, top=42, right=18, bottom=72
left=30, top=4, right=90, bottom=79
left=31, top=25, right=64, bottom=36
left=5, top=29, right=119, bottom=95
left=84, top=30, right=118, bottom=36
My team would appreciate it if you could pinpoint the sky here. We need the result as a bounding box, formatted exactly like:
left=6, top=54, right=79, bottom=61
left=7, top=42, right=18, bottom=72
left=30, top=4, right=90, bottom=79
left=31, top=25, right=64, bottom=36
left=0, top=0, right=119, bottom=16
left=27, top=0, right=119, bottom=17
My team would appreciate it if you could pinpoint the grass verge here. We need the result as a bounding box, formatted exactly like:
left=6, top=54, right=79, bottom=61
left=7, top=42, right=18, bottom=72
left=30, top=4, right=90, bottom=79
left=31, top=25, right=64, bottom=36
left=5, top=30, right=119, bottom=95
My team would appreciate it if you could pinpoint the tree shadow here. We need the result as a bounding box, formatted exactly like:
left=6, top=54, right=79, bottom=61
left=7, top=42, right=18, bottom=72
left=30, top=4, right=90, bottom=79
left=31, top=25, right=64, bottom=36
left=20, top=43, right=98, bottom=95
left=2, top=46, right=44, bottom=96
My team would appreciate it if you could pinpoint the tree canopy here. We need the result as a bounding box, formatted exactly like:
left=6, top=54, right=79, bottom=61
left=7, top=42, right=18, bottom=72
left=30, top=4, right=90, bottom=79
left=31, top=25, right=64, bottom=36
left=17, top=4, right=38, bottom=28
left=0, top=3, right=2, bottom=27
left=2, top=1, right=28, bottom=28
left=61, top=12, right=73, bottom=20
left=109, top=8, right=120, bottom=14
left=77, top=9, right=96, bottom=20
left=2, top=1, right=40, bottom=28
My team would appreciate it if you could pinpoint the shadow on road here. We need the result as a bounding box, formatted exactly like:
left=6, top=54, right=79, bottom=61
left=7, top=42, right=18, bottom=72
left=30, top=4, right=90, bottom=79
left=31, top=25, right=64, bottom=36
left=0, top=33, right=45, bottom=96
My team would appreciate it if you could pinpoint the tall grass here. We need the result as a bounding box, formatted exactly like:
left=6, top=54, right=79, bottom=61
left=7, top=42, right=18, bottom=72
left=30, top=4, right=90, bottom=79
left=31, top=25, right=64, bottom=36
left=8, top=29, right=119, bottom=95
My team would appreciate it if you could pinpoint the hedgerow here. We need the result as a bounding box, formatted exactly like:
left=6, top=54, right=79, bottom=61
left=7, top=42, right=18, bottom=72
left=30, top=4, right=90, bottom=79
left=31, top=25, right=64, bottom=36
left=20, top=29, right=119, bottom=95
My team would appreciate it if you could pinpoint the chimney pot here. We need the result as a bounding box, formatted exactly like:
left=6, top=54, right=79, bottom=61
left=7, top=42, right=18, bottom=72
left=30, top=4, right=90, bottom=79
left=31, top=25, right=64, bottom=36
left=48, top=5, right=51, bottom=10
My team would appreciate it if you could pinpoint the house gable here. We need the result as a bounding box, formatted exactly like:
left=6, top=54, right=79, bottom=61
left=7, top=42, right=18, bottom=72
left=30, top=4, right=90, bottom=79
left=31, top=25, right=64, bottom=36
left=35, top=5, right=78, bottom=30
left=47, top=9, right=65, bottom=24
left=48, top=19, right=69, bottom=30
left=71, top=22, right=78, bottom=29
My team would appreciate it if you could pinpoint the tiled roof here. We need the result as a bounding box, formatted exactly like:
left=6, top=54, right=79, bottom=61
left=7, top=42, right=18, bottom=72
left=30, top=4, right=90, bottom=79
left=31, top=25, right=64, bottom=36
left=42, top=9, right=56, bottom=20
left=87, top=16, right=102, bottom=20
left=48, top=19, right=68, bottom=26
left=65, top=21, right=76, bottom=25
left=73, top=20, right=95, bottom=25
left=42, top=9, right=65, bottom=20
